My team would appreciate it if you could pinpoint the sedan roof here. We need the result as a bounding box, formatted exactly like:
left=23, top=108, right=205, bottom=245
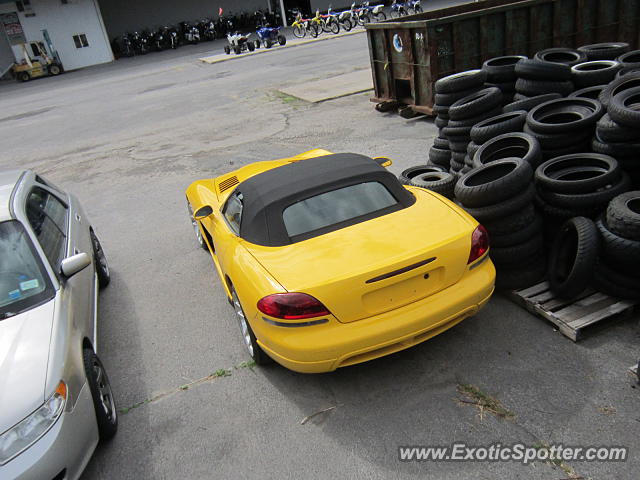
left=236, top=153, right=415, bottom=246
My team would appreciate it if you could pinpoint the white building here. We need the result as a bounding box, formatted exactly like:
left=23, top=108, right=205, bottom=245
left=0, top=0, right=113, bottom=76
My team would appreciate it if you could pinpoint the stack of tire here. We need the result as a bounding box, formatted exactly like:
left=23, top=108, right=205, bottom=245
left=454, top=158, right=545, bottom=289
left=397, top=164, right=457, bottom=199
left=466, top=110, right=528, bottom=170
left=534, top=153, right=630, bottom=243
left=524, top=97, right=604, bottom=160
left=481, top=55, right=526, bottom=105
left=443, top=87, right=503, bottom=176
left=514, top=52, right=579, bottom=100
left=594, top=73, right=640, bottom=188
left=429, top=70, right=488, bottom=172
left=594, top=191, right=640, bottom=299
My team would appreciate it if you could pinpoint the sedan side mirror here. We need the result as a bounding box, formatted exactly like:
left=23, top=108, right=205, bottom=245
left=60, top=252, right=92, bottom=278
left=194, top=205, right=214, bottom=220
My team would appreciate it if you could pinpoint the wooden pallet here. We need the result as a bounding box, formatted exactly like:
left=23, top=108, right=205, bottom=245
left=507, top=281, right=638, bottom=341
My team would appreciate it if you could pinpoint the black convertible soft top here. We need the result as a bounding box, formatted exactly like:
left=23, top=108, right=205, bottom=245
left=235, top=153, right=415, bottom=246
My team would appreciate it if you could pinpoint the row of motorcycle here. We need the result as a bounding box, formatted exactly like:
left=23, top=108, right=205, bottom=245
left=111, top=10, right=280, bottom=58
left=291, top=1, right=422, bottom=38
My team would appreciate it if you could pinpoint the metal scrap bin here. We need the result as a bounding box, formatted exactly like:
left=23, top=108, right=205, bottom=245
left=365, top=0, right=640, bottom=115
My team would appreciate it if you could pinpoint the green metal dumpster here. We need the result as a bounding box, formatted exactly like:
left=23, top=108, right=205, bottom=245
left=365, top=0, right=640, bottom=115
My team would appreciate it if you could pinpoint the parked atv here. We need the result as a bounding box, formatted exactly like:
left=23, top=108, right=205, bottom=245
left=224, top=32, right=255, bottom=54
left=254, top=26, right=286, bottom=49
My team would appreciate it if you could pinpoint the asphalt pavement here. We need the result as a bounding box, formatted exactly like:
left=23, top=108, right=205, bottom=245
left=0, top=26, right=639, bottom=480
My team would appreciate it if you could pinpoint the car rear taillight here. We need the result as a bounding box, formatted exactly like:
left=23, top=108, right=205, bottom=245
left=468, top=224, right=489, bottom=264
left=257, top=293, right=330, bottom=320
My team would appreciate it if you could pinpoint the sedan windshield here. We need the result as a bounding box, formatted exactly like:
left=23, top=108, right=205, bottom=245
left=0, top=220, right=54, bottom=319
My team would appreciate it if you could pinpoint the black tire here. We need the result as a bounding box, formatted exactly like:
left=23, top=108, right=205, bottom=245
left=514, top=58, right=572, bottom=81
left=483, top=203, right=536, bottom=235
left=443, top=125, right=472, bottom=139
left=473, top=132, right=542, bottom=169
left=482, top=55, right=527, bottom=82
left=596, top=217, right=640, bottom=264
left=463, top=184, right=536, bottom=221
left=502, top=93, right=562, bottom=113
left=435, top=86, right=482, bottom=107
left=455, top=158, right=533, bottom=208
left=526, top=98, right=603, bottom=134
left=409, top=171, right=457, bottom=198
left=434, top=69, right=487, bottom=94
left=534, top=48, right=587, bottom=66
left=445, top=107, right=502, bottom=128
left=617, top=66, right=640, bottom=78
left=83, top=349, right=118, bottom=440
left=578, top=42, right=629, bottom=61
left=522, top=124, right=591, bottom=149
left=467, top=141, right=481, bottom=158
left=18, top=72, right=30, bottom=82
left=596, top=113, right=640, bottom=142
left=433, top=136, right=449, bottom=149
left=606, top=191, right=640, bottom=240
left=470, top=110, right=527, bottom=144
left=374, top=11, right=386, bottom=21
left=265, top=39, right=272, bottom=48
left=486, top=81, right=517, bottom=94
left=547, top=217, right=599, bottom=298
left=448, top=87, right=503, bottom=121
left=233, top=45, right=241, bottom=54
left=617, top=50, right=640, bottom=69
left=434, top=116, right=448, bottom=129
left=535, top=153, right=621, bottom=194
left=329, top=21, right=340, bottom=34
left=591, top=138, right=640, bottom=157
left=598, top=72, right=640, bottom=108
left=538, top=172, right=630, bottom=209
left=593, top=261, right=640, bottom=299
left=515, top=78, right=574, bottom=97
left=278, top=35, right=286, bottom=46
left=49, top=64, right=62, bottom=76
left=491, top=233, right=544, bottom=265
left=230, top=287, right=272, bottom=365
left=490, top=214, right=543, bottom=247
left=224, top=45, right=230, bottom=54
left=568, top=85, right=606, bottom=100
left=541, top=141, right=592, bottom=160
left=535, top=194, right=603, bottom=219
left=398, top=165, right=447, bottom=185
left=429, top=146, right=451, bottom=166
left=449, top=139, right=471, bottom=153
left=495, top=253, right=547, bottom=290
left=340, top=20, right=352, bottom=31
left=450, top=159, right=464, bottom=172
left=247, top=42, right=255, bottom=52
left=90, top=230, right=111, bottom=288
left=608, top=86, right=640, bottom=128
left=571, top=60, right=621, bottom=88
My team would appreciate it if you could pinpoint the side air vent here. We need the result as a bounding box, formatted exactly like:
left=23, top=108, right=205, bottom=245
left=218, top=176, right=239, bottom=193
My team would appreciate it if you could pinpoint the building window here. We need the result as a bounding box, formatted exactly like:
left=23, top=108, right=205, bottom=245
left=73, top=34, right=89, bottom=48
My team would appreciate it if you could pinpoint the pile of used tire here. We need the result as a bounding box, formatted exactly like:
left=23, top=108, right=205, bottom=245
left=594, top=72, right=640, bottom=188
left=594, top=191, right=640, bottom=298
left=454, top=158, right=546, bottom=289
left=419, top=42, right=640, bottom=294
left=397, top=164, right=457, bottom=199
left=428, top=70, right=488, bottom=173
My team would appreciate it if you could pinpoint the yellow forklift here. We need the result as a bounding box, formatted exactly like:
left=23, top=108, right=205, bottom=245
left=12, top=40, right=63, bottom=82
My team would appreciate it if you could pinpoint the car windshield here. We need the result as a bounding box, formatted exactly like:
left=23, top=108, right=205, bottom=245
left=0, top=220, right=54, bottom=319
left=282, top=182, right=398, bottom=238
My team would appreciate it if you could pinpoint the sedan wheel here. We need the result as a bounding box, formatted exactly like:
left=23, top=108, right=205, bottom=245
left=83, top=349, right=118, bottom=440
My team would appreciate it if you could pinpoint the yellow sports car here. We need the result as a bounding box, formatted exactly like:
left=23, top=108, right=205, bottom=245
left=186, top=149, right=495, bottom=373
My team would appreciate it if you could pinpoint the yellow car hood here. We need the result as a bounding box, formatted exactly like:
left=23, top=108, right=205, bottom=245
left=243, top=188, right=477, bottom=323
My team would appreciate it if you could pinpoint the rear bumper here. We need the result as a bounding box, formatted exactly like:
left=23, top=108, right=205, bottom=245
left=256, top=256, right=495, bottom=373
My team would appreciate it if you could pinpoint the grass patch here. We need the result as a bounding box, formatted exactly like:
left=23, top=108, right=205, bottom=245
left=456, top=384, right=515, bottom=420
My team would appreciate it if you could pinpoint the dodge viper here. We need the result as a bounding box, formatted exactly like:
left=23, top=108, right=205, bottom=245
left=185, top=149, right=495, bottom=373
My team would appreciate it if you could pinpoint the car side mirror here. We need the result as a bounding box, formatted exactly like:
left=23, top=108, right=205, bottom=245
left=60, top=252, right=91, bottom=278
left=194, top=205, right=214, bottom=220
left=374, top=156, right=393, bottom=167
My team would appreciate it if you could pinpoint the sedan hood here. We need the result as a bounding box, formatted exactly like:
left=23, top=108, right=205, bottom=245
left=0, top=300, right=55, bottom=434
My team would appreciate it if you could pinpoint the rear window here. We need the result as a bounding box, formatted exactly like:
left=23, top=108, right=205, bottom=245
left=282, top=182, right=397, bottom=238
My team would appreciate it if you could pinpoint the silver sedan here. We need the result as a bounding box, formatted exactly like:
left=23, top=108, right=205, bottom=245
left=0, top=170, right=117, bottom=480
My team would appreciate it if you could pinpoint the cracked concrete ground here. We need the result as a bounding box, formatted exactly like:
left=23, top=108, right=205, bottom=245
left=1, top=30, right=639, bottom=480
